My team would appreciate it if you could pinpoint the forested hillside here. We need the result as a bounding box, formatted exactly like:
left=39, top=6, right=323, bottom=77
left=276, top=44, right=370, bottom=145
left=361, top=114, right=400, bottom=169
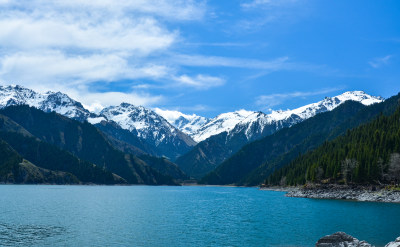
left=0, top=105, right=178, bottom=185
left=267, top=104, right=400, bottom=186
left=201, top=93, right=400, bottom=186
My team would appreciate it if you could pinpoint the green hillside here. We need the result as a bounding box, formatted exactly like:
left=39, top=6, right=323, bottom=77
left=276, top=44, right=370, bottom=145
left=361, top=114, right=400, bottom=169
left=267, top=104, right=400, bottom=186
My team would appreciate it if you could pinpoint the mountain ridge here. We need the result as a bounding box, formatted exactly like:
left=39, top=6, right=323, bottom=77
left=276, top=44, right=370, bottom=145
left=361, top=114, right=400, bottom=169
left=200, top=93, right=399, bottom=186
left=176, top=91, right=383, bottom=178
left=0, top=85, right=384, bottom=166
left=0, top=85, right=195, bottom=160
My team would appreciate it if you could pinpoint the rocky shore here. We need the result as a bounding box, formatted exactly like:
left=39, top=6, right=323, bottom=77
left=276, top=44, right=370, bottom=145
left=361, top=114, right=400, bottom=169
left=315, top=232, right=400, bottom=247
left=283, top=184, right=400, bottom=203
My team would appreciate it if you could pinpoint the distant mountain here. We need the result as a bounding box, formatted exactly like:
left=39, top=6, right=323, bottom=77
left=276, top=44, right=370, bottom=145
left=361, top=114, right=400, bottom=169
left=94, top=120, right=154, bottom=156
left=177, top=91, right=384, bottom=179
left=190, top=110, right=255, bottom=142
left=229, top=91, right=383, bottom=142
left=0, top=85, right=97, bottom=121
left=0, top=85, right=196, bottom=160
left=200, top=93, right=399, bottom=186
left=154, top=108, right=209, bottom=137
left=0, top=85, right=385, bottom=179
left=0, top=105, right=178, bottom=185
left=101, top=103, right=196, bottom=160
left=138, top=155, right=189, bottom=181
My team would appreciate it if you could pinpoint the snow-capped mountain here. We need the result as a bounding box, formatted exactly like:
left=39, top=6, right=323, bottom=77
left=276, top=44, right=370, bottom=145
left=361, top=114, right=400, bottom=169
left=190, top=110, right=255, bottom=142
left=176, top=91, right=384, bottom=179
left=267, top=91, right=383, bottom=123
left=153, top=108, right=209, bottom=136
left=101, top=103, right=196, bottom=159
left=0, top=85, right=384, bottom=162
left=0, top=85, right=97, bottom=121
left=160, top=91, right=383, bottom=143
left=229, top=91, right=384, bottom=141
left=0, top=85, right=196, bottom=160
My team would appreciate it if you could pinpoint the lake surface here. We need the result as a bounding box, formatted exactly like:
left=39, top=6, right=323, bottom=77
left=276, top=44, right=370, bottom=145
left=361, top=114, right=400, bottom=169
left=0, top=185, right=399, bottom=247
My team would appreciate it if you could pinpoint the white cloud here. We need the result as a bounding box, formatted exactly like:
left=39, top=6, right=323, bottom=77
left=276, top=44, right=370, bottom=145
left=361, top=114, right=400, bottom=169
left=173, top=74, right=225, bottom=89
left=75, top=91, right=164, bottom=113
left=238, top=0, right=306, bottom=32
left=0, top=51, right=170, bottom=85
left=241, top=0, right=299, bottom=9
left=0, top=11, right=176, bottom=54
left=0, top=0, right=209, bottom=108
left=53, top=0, right=206, bottom=21
left=0, top=0, right=206, bottom=22
left=256, top=87, right=344, bottom=108
left=369, top=55, right=393, bottom=68
left=185, top=42, right=253, bottom=47
left=171, top=54, right=289, bottom=69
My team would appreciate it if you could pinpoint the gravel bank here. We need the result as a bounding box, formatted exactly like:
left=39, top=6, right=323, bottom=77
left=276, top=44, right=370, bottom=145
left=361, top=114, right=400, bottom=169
left=285, top=184, right=400, bottom=203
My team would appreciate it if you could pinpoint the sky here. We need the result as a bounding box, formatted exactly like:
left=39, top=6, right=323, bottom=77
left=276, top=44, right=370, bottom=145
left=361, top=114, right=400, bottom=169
left=0, top=0, right=399, bottom=117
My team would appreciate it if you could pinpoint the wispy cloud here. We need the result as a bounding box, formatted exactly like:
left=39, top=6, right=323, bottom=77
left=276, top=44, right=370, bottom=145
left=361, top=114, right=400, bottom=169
left=61, top=88, right=164, bottom=113
left=184, top=42, right=253, bottom=47
left=171, top=54, right=289, bottom=69
left=256, top=87, right=344, bottom=109
left=0, top=0, right=206, bottom=22
left=0, top=0, right=210, bottom=107
left=369, top=55, right=393, bottom=68
left=0, top=51, right=171, bottom=85
left=237, top=0, right=307, bottom=32
left=241, top=0, right=299, bottom=9
left=173, top=74, right=225, bottom=90
left=154, top=104, right=210, bottom=115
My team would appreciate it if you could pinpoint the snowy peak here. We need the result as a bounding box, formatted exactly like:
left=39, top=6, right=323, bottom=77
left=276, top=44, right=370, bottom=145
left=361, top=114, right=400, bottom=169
left=228, top=91, right=384, bottom=142
left=0, top=85, right=44, bottom=107
left=0, top=86, right=384, bottom=152
left=268, top=91, right=384, bottom=122
left=100, top=103, right=195, bottom=147
left=191, top=109, right=255, bottom=142
left=0, top=85, right=196, bottom=159
left=0, top=85, right=94, bottom=121
left=335, top=91, right=384, bottom=105
left=101, top=103, right=172, bottom=134
left=153, top=108, right=209, bottom=136
left=40, top=91, right=96, bottom=121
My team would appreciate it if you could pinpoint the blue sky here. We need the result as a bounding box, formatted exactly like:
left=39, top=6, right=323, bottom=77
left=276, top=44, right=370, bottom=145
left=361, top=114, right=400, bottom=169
left=0, top=0, right=399, bottom=117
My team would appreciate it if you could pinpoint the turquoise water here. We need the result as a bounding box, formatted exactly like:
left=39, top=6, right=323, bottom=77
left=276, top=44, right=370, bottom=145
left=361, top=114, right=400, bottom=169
left=0, top=185, right=399, bottom=247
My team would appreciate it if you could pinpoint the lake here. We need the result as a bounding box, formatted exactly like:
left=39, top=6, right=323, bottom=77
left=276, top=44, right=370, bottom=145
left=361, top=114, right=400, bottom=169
left=0, top=185, right=399, bottom=247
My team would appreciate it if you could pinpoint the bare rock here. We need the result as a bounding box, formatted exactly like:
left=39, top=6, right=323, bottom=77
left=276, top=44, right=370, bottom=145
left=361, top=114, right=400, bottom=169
left=316, top=232, right=373, bottom=247
left=385, top=237, right=400, bottom=247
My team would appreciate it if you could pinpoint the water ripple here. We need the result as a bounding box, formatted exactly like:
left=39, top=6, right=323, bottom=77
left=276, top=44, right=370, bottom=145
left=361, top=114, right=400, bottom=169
left=0, top=223, right=65, bottom=246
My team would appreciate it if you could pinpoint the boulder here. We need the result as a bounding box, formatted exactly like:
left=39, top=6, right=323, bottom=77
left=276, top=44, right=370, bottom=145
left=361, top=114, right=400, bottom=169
left=385, top=237, right=400, bottom=247
left=316, top=232, right=373, bottom=247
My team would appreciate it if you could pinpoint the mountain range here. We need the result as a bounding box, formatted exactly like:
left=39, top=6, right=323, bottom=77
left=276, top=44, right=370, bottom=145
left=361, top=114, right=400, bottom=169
left=267, top=97, right=400, bottom=186
left=0, top=84, right=390, bottom=186
left=200, top=93, right=399, bottom=186
left=0, top=85, right=195, bottom=160
left=175, top=91, right=383, bottom=178
left=0, top=105, right=183, bottom=185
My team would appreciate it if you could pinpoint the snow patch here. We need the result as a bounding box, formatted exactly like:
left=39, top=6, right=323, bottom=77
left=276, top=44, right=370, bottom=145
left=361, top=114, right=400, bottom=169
left=191, top=109, right=255, bottom=142
left=87, top=117, right=106, bottom=125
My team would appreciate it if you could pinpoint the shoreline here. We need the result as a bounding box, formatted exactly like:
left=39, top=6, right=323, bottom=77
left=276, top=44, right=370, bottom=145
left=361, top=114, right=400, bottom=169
left=262, top=184, right=400, bottom=203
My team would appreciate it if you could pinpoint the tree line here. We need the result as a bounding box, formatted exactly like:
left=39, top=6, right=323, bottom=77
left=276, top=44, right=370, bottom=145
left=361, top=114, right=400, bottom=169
left=267, top=105, right=400, bottom=186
